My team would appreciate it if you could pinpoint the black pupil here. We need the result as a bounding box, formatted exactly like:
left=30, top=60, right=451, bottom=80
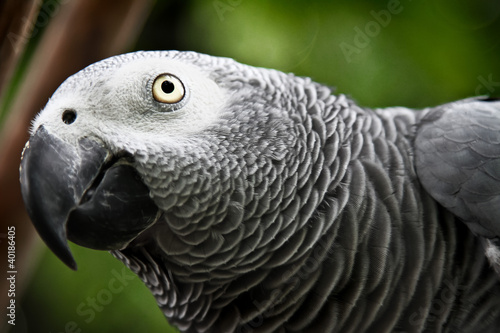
left=161, top=80, right=175, bottom=94
left=62, top=110, right=77, bottom=124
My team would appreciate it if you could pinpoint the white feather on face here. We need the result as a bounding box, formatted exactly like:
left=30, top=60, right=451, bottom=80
left=31, top=53, right=228, bottom=154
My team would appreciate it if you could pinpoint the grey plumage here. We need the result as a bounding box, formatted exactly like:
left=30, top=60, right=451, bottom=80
left=19, top=51, right=500, bottom=332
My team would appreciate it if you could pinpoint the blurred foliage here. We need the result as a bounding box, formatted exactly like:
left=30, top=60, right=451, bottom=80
left=173, top=0, right=500, bottom=107
left=17, top=244, right=170, bottom=333
left=8, top=0, right=500, bottom=332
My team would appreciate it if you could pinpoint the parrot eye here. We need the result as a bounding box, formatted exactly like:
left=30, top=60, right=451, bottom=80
left=62, top=109, right=77, bottom=124
left=152, top=74, right=185, bottom=104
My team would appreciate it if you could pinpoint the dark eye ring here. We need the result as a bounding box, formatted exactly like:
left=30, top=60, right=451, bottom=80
left=62, top=109, right=77, bottom=124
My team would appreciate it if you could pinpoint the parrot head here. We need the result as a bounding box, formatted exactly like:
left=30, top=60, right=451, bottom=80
left=19, top=51, right=300, bottom=273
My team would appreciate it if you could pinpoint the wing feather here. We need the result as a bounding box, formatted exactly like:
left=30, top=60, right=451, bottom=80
left=415, top=97, right=500, bottom=238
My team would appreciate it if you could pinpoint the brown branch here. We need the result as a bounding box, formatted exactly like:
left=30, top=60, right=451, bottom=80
left=0, top=0, right=40, bottom=97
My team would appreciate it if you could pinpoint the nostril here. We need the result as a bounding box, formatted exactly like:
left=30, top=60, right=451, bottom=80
left=62, top=109, right=77, bottom=124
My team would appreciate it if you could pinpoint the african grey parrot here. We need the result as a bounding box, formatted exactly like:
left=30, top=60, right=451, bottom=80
left=19, top=51, right=500, bottom=332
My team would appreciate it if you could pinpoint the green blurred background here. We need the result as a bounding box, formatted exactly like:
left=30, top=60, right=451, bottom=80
left=3, top=0, right=500, bottom=332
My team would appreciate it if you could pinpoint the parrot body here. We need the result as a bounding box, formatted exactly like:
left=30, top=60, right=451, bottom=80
left=19, top=51, right=500, bottom=332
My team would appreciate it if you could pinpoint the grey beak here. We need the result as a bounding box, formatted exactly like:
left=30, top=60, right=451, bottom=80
left=20, top=126, right=159, bottom=270
left=19, top=126, right=108, bottom=270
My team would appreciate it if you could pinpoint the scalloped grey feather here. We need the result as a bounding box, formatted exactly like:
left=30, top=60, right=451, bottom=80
left=20, top=51, right=500, bottom=332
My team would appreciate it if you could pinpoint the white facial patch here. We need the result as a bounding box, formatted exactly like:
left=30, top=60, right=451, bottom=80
left=31, top=54, right=229, bottom=151
left=104, top=57, right=228, bottom=138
